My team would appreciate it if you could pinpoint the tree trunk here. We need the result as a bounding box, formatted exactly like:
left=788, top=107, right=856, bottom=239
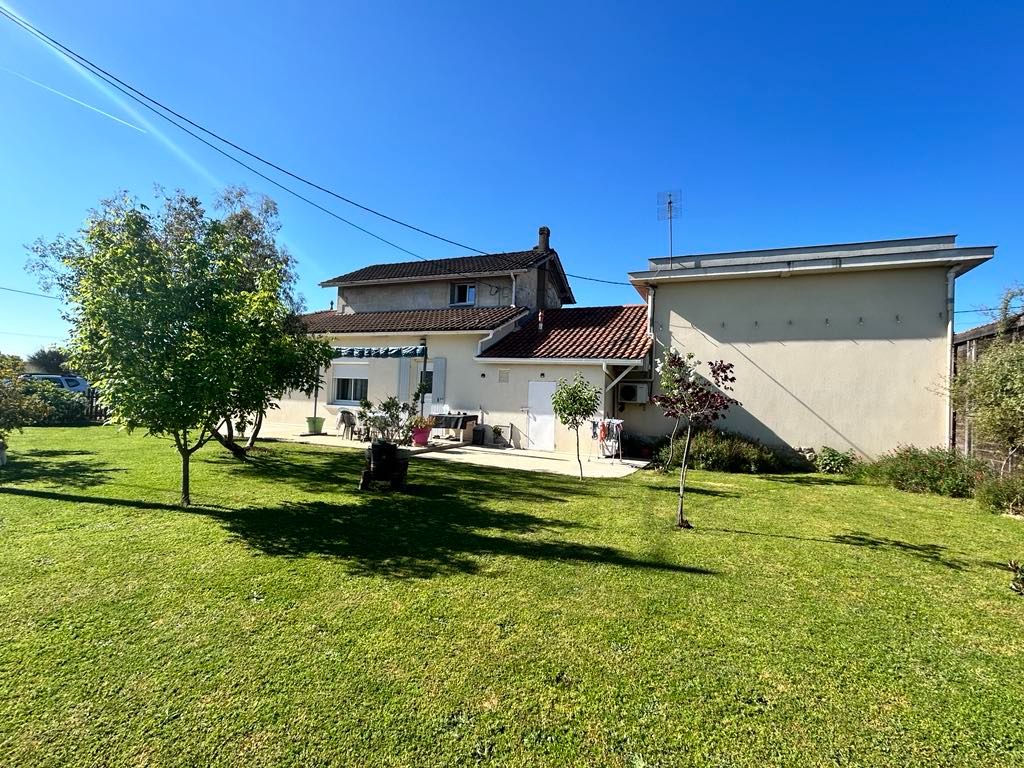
left=663, top=416, right=681, bottom=472
left=575, top=428, right=583, bottom=481
left=676, top=422, right=694, bottom=529
left=245, top=412, right=264, bottom=451
left=180, top=446, right=191, bottom=507
left=211, top=422, right=249, bottom=460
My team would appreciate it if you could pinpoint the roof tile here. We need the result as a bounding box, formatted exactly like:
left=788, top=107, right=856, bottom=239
left=300, top=306, right=527, bottom=334
left=480, top=305, right=651, bottom=361
left=321, top=250, right=545, bottom=285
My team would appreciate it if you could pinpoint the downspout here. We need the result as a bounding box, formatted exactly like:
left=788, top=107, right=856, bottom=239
left=945, top=266, right=956, bottom=448
left=510, top=271, right=517, bottom=307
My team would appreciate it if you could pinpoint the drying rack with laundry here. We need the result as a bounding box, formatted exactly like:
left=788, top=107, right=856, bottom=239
left=588, top=418, right=625, bottom=462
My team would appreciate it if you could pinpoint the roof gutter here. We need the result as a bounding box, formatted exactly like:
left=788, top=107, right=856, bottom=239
left=628, top=247, right=995, bottom=286
left=476, top=313, right=526, bottom=356
left=474, top=356, right=647, bottom=366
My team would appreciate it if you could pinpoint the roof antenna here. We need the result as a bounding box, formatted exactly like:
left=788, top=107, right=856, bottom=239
left=657, top=190, right=682, bottom=269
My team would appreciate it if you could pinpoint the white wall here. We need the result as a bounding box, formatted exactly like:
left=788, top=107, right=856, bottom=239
left=628, top=267, right=952, bottom=457
left=270, top=332, right=607, bottom=453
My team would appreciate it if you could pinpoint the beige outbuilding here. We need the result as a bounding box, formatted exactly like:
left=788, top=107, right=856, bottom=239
left=626, top=235, right=995, bottom=457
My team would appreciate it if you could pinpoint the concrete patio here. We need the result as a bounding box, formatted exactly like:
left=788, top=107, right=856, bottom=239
left=257, top=423, right=648, bottom=478
left=413, top=445, right=649, bottom=478
left=256, top=422, right=468, bottom=455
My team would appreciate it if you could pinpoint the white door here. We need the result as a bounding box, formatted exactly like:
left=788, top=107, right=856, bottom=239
left=527, top=380, right=557, bottom=451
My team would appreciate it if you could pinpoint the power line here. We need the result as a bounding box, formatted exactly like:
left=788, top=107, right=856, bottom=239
left=0, top=7, right=559, bottom=295
left=0, top=285, right=60, bottom=300
left=0, top=7, right=624, bottom=290
left=955, top=306, right=1020, bottom=315
left=0, top=330, right=65, bottom=339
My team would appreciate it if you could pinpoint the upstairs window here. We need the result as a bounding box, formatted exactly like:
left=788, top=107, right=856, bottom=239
left=449, top=283, right=476, bottom=306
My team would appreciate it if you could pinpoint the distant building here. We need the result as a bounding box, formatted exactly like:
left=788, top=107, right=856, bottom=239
left=952, top=312, right=1024, bottom=471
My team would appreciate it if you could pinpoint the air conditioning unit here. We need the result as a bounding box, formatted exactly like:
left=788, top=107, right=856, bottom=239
left=617, top=382, right=649, bottom=404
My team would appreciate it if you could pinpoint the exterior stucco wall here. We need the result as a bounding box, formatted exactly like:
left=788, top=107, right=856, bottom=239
left=269, top=332, right=607, bottom=453
left=337, top=277, right=514, bottom=313
left=628, top=267, right=951, bottom=457
left=512, top=267, right=564, bottom=311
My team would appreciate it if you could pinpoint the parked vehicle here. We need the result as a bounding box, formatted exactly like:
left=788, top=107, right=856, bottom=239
left=19, top=373, right=91, bottom=394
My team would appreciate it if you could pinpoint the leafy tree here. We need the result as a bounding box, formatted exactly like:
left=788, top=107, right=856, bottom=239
left=28, top=189, right=329, bottom=505
left=183, top=187, right=327, bottom=458
left=551, top=372, right=601, bottom=480
left=653, top=350, right=738, bottom=528
left=951, top=287, right=1024, bottom=477
left=0, top=354, right=52, bottom=450
left=26, top=346, right=73, bottom=375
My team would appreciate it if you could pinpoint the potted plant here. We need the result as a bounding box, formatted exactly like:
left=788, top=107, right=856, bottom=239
left=490, top=425, right=503, bottom=446
left=306, top=415, right=325, bottom=434
left=408, top=415, right=435, bottom=446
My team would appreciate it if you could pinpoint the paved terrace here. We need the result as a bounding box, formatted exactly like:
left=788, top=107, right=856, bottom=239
left=257, top=423, right=648, bottom=478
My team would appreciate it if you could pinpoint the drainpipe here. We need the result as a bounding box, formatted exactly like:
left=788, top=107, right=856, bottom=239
left=945, top=266, right=957, bottom=448
left=510, top=271, right=517, bottom=307
left=646, top=285, right=655, bottom=339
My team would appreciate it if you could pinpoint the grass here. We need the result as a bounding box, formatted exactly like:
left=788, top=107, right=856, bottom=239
left=1, top=426, right=1022, bottom=767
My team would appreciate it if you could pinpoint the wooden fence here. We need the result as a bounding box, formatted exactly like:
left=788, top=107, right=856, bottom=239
left=84, top=389, right=109, bottom=422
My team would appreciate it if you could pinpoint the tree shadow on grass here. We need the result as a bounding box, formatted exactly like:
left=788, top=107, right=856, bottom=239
left=204, top=445, right=600, bottom=506
left=0, top=486, right=187, bottom=512
left=704, top=526, right=967, bottom=570
left=649, top=484, right=740, bottom=498
left=830, top=531, right=968, bottom=571
left=191, top=491, right=715, bottom=579
left=757, top=473, right=856, bottom=487
left=0, top=448, right=124, bottom=489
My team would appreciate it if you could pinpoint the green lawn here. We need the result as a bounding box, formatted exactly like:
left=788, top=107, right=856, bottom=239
left=1, top=427, right=1022, bottom=767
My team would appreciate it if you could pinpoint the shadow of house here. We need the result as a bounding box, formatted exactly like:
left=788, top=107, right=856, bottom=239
left=191, top=494, right=715, bottom=579
left=204, top=446, right=709, bottom=579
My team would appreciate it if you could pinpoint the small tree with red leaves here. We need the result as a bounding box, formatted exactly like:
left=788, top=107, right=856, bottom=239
left=653, top=350, right=738, bottom=529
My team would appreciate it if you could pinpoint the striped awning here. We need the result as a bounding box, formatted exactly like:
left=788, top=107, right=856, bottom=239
left=331, top=345, right=427, bottom=359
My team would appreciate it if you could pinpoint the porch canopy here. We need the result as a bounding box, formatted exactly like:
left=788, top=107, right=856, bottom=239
left=331, top=345, right=427, bottom=359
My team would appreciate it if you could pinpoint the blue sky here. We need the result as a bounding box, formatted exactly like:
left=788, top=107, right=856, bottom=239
left=1, top=0, right=1020, bottom=357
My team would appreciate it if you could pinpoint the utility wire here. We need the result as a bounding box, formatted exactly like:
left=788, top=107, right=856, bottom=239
left=0, top=7, right=633, bottom=288
left=0, top=8, right=554, bottom=295
left=0, top=285, right=60, bottom=300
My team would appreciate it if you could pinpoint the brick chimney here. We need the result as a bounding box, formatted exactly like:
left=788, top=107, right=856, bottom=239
left=537, top=226, right=550, bottom=252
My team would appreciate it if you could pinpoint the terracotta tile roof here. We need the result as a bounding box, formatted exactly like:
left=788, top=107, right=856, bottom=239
left=479, top=305, right=651, bottom=361
left=300, top=306, right=528, bottom=334
left=321, top=250, right=547, bottom=285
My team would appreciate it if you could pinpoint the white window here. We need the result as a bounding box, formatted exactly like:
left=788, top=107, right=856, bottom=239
left=332, top=363, right=369, bottom=404
left=449, top=283, right=476, bottom=306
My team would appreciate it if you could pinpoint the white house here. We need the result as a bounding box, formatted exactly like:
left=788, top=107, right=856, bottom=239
left=271, top=230, right=996, bottom=457
left=270, top=227, right=652, bottom=453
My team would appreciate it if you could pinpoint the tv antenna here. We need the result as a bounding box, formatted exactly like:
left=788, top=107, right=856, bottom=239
left=657, top=190, right=681, bottom=267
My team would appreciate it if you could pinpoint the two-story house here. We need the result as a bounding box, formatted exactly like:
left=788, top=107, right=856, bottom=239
left=269, top=227, right=653, bottom=452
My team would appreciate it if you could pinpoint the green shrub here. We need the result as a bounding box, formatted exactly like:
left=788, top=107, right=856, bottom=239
left=853, top=446, right=988, bottom=498
left=23, top=381, right=89, bottom=426
left=656, top=428, right=800, bottom=474
left=815, top=446, right=857, bottom=474
left=975, top=474, right=1024, bottom=516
